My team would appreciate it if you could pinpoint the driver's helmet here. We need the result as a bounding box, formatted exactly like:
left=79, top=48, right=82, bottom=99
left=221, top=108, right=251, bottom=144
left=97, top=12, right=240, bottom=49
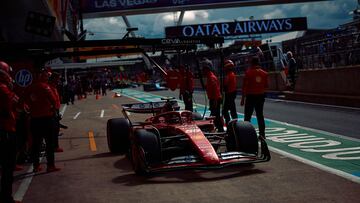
left=161, top=102, right=174, bottom=113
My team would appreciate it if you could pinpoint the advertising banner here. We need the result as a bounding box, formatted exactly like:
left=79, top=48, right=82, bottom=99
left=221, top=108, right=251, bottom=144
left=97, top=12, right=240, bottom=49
left=81, top=0, right=323, bottom=18
left=166, top=17, right=307, bottom=37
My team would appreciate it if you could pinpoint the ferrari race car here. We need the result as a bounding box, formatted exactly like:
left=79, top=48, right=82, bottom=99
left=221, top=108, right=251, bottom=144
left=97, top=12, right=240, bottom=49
left=107, top=98, right=271, bottom=175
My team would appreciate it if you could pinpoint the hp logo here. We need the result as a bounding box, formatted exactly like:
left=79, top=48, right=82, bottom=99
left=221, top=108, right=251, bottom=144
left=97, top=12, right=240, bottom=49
left=15, top=69, right=33, bottom=87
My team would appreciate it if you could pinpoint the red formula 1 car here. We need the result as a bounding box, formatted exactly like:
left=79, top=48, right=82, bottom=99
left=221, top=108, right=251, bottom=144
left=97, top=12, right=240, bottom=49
left=107, top=98, right=270, bottom=175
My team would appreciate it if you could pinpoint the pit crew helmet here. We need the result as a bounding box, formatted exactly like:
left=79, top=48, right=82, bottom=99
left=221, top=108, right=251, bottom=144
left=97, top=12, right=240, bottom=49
left=224, top=59, right=235, bottom=70
left=0, top=61, right=13, bottom=85
left=201, top=58, right=214, bottom=72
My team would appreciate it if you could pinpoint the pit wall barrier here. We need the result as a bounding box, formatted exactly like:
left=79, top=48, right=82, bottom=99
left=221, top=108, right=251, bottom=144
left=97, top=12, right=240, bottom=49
left=287, top=65, right=360, bottom=107
left=193, top=65, right=360, bottom=107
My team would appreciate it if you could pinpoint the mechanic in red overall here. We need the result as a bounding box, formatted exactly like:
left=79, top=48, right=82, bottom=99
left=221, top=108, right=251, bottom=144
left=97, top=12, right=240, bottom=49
left=222, top=59, right=238, bottom=125
left=0, top=61, right=20, bottom=203
left=26, top=69, right=60, bottom=173
left=179, top=65, right=194, bottom=112
left=48, top=72, right=63, bottom=153
left=202, top=58, right=224, bottom=132
left=241, top=56, right=268, bottom=139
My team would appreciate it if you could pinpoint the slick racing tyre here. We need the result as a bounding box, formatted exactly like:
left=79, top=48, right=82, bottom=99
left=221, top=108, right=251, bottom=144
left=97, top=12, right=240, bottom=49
left=131, top=129, right=161, bottom=175
left=226, top=121, right=258, bottom=155
left=107, top=118, right=131, bottom=154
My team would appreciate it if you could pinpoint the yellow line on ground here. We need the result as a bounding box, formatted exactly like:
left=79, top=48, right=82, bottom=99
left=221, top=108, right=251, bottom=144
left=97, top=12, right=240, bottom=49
left=112, top=104, right=119, bottom=109
left=88, top=131, right=97, bottom=151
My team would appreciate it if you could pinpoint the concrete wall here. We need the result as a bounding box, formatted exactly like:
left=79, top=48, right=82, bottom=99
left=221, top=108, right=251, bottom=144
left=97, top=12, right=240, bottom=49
left=288, top=65, right=360, bottom=107
left=295, top=66, right=360, bottom=96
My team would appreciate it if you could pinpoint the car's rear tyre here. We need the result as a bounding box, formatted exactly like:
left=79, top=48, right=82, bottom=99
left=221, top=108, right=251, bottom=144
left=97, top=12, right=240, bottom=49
left=226, top=121, right=258, bottom=154
left=107, top=118, right=130, bottom=154
left=131, top=129, right=161, bottom=175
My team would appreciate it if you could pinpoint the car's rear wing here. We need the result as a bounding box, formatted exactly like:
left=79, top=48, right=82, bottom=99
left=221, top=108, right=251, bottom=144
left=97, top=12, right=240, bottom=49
left=122, top=101, right=180, bottom=114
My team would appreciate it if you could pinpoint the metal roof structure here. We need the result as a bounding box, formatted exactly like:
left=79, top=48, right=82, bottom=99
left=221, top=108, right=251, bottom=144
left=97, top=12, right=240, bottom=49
left=48, top=60, right=143, bottom=70
left=82, top=0, right=327, bottom=18
left=262, top=31, right=306, bottom=44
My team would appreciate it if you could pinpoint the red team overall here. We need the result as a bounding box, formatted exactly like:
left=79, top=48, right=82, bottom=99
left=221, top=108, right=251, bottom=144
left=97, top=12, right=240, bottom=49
left=48, top=72, right=63, bottom=153
left=26, top=69, right=60, bottom=172
left=241, top=56, right=268, bottom=139
left=222, top=60, right=238, bottom=125
left=179, top=65, right=194, bottom=112
left=202, top=59, right=224, bottom=132
left=0, top=61, right=20, bottom=203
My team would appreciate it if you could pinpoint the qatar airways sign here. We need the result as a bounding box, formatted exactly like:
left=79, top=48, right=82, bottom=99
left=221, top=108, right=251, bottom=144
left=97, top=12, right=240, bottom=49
left=81, top=0, right=323, bottom=18
left=165, top=17, right=307, bottom=37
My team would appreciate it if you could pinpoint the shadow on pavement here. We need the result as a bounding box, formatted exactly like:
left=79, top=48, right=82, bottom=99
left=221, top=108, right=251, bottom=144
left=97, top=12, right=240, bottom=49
left=14, top=152, right=122, bottom=181
left=54, top=152, right=120, bottom=163
left=113, top=156, right=132, bottom=171
left=112, top=162, right=265, bottom=186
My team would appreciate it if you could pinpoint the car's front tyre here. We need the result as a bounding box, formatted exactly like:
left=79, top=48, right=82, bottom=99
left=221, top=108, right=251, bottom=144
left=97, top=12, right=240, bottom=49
left=107, top=118, right=131, bottom=154
left=131, top=129, right=161, bottom=175
left=226, top=121, right=258, bottom=155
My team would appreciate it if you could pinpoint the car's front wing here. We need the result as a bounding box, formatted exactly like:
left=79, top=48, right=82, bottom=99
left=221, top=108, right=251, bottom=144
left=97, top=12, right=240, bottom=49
left=146, top=149, right=271, bottom=173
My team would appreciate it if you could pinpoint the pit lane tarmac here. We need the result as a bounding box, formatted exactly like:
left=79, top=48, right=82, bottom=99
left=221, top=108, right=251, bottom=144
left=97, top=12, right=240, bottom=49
left=13, top=92, right=360, bottom=203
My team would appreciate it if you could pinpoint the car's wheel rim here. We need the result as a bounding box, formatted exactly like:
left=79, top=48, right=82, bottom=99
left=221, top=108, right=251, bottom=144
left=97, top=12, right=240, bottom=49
left=131, top=145, right=139, bottom=171
left=106, top=124, right=112, bottom=150
left=132, top=145, right=145, bottom=172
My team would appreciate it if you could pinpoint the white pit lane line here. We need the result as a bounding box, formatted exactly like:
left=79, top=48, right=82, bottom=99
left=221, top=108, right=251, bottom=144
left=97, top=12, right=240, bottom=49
left=100, top=110, right=105, bottom=118
left=60, top=104, right=67, bottom=116
left=73, top=112, right=81, bottom=120
left=14, top=156, right=45, bottom=201
left=14, top=166, right=35, bottom=201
